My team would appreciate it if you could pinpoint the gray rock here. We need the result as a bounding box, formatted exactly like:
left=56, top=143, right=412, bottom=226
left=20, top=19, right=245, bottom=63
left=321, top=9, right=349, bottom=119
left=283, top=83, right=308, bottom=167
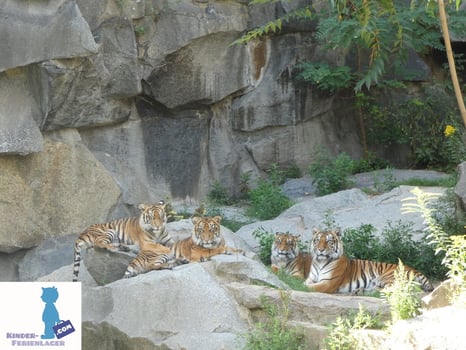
left=237, top=186, right=447, bottom=247
left=85, top=248, right=136, bottom=286
left=18, top=234, right=76, bottom=281
left=0, top=68, right=43, bottom=155
left=82, top=263, right=249, bottom=350
left=0, top=136, right=121, bottom=253
left=0, top=0, right=97, bottom=72
left=455, top=161, right=466, bottom=212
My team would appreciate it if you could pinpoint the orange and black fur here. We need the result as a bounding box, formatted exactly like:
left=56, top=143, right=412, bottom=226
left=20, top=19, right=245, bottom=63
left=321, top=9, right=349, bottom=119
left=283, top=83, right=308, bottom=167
left=170, top=216, right=243, bottom=262
left=271, top=232, right=312, bottom=279
left=124, top=242, right=188, bottom=278
left=305, top=229, right=434, bottom=294
left=73, top=201, right=177, bottom=281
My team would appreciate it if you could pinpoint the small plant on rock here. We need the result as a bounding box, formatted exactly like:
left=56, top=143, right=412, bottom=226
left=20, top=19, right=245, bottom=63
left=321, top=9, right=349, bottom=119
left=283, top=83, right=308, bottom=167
left=324, top=305, right=382, bottom=350
left=241, top=291, right=305, bottom=350
left=208, top=181, right=232, bottom=205
left=246, top=179, right=292, bottom=220
left=309, top=150, right=355, bottom=196
left=251, top=227, right=275, bottom=265
left=382, top=260, right=422, bottom=322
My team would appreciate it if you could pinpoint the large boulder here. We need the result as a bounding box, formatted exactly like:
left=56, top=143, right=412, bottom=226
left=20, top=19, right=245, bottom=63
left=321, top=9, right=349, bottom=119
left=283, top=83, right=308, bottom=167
left=0, top=0, right=97, bottom=72
left=0, top=133, right=121, bottom=253
left=41, top=249, right=389, bottom=350
left=82, top=220, right=254, bottom=285
left=236, top=185, right=447, bottom=248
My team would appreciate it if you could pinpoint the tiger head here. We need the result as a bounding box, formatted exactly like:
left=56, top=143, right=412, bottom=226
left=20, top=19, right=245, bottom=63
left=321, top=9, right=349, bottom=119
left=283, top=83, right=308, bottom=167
left=311, top=229, right=343, bottom=261
left=271, top=232, right=300, bottom=262
left=191, top=215, right=223, bottom=249
left=138, top=201, right=168, bottom=234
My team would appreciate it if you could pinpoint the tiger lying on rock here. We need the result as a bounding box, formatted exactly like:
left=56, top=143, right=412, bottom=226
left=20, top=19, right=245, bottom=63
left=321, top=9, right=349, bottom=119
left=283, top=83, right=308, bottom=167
left=171, top=215, right=244, bottom=262
left=270, top=232, right=312, bottom=279
left=73, top=201, right=181, bottom=281
left=305, top=229, right=434, bottom=294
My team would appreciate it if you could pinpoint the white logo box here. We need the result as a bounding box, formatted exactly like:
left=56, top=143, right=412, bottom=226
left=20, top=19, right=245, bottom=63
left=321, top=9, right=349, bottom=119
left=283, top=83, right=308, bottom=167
left=0, top=282, right=81, bottom=350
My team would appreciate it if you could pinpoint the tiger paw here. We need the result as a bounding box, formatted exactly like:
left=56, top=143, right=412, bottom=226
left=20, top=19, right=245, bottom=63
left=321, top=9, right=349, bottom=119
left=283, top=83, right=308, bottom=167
left=124, top=271, right=134, bottom=278
left=119, top=244, right=131, bottom=252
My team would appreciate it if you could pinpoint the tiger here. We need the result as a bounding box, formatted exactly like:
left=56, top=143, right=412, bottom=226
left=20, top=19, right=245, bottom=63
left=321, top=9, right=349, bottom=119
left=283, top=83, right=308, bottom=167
left=124, top=242, right=189, bottom=278
left=270, top=232, right=312, bottom=279
left=305, top=229, right=434, bottom=294
left=72, top=200, right=175, bottom=282
left=170, top=215, right=243, bottom=262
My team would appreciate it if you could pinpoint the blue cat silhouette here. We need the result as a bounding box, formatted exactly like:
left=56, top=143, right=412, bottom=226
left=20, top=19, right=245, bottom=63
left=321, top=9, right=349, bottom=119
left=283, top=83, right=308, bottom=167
left=40, top=287, right=61, bottom=339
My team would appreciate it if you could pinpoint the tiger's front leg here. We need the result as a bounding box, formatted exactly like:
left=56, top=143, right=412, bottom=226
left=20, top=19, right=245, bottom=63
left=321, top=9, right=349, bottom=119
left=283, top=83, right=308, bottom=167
left=305, top=280, right=339, bottom=294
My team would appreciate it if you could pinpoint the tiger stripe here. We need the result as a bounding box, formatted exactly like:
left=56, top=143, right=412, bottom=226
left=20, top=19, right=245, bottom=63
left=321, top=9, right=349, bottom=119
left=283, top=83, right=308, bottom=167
left=305, top=229, right=434, bottom=294
left=271, top=232, right=312, bottom=279
left=72, top=201, right=174, bottom=282
left=170, top=216, right=243, bottom=262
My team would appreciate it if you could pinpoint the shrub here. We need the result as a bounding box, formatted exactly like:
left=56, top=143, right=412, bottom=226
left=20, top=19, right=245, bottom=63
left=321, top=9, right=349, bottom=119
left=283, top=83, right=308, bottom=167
left=242, top=292, right=305, bottom=350
left=246, top=179, right=292, bottom=220
left=342, top=221, right=445, bottom=281
left=341, top=224, right=379, bottom=261
left=361, top=86, right=464, bottom=170
left=403, top=187, right=466, bottom=301
left=207, top=181, right=232, bottom=205
left=252, top=227, right=275, bottom=265
left=309, top=150, right=355, bottom=196
left=382, top=261, right=422, bottom=322
left=324, top=305, right=382, bottom=350
left=266, top=163, right=302, bottom=186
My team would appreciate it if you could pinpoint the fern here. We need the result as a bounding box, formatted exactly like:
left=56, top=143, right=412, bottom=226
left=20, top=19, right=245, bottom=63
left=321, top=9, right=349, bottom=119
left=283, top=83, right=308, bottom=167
left=231, top=7, right=313, bottom=45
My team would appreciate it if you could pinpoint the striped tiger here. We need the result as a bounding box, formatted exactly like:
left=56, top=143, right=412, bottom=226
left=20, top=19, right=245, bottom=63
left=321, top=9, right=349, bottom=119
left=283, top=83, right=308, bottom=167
left=72, top=201, right=175, bottom=282
left=305, top=229, right=434, bottom=294
left=170, top=215, right=243, bottom=262
left=124, top=242, right=189, bottom=278
left=270, top=232, right=312, bottom=279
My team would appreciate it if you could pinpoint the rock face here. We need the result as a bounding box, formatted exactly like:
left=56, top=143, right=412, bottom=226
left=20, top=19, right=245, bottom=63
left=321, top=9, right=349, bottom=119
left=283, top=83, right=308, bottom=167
left=1, top=0, right=456, bottom=268
left=0, top=0, right=438, bottom=214
left=0, top=134, right=121, bottom=253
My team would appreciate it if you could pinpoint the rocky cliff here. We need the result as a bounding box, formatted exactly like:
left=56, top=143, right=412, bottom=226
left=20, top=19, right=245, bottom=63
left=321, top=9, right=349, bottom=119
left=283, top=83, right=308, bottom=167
left=0, top=0, right=366, bottom=240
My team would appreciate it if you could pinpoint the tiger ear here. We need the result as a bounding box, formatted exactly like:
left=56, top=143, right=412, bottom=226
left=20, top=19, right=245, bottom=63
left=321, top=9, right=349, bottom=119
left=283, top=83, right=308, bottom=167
left=334, top=229, right=341, bottom=237
left=158, top=200, right=167, bottom=209
left=192, top=216, right=201, bottom=225
left=313, top=228, right=319, bottom=234
left=138, top=204, right=148, bottom=210
left=212, top=216, right=222, bottom=224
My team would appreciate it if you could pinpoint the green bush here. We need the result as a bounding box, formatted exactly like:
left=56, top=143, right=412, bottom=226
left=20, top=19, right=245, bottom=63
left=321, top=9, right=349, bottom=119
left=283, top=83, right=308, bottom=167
left=382, top=261, right=422, bottom=322
left=266, top=163, right=302, bottom=186
left=324, top=305, right=382, bottom=350
left=241, top=292, right=305, bottom=350
left=403, top=187, right=466, bottom=301
left=207, top=181, right=233, bottom=205
left=295, top=62, right=352, bottom=93
left=252, top=227, right=275, bottom=265
left=246, top=179, right=292, bottom=220
left=360, top=86, right=464, bottom=170
left=342, top=221, right=445, bottom=281
left=309, top=150, right=355, bottom=196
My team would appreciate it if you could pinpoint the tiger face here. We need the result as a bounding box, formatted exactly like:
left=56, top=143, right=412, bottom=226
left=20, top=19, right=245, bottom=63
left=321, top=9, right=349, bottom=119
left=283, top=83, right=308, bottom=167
left=272, top=232, right=299, bottom=262
left=138, top=201, right=167, bottom=234
left=191, top=216, right=223, bottom=249
left=311, top=229, right=343, bottom=261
